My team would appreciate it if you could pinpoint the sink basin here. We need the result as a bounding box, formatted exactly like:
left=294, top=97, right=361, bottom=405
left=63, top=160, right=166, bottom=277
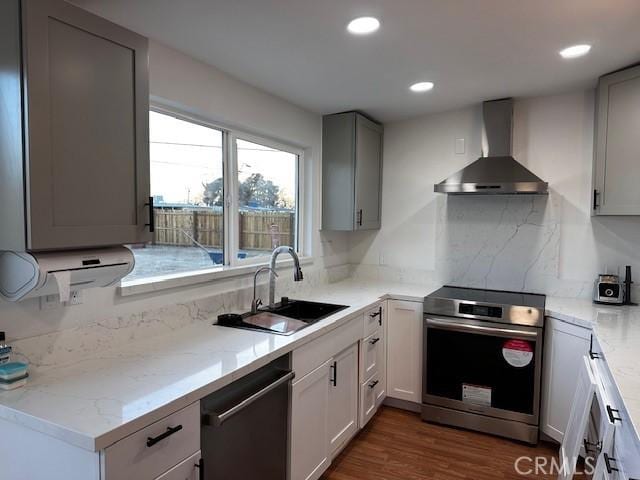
left=217, top=299, right=348, bottom=336
left=268, top=299, right=348, bottom=323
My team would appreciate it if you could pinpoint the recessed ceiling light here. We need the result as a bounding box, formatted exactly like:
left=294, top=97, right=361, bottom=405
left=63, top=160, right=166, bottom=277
left=559, top=44, right=591, bottom=59
left=347, top=17, right=380, bottom=35
left=409, top=81, right=435, bottom=93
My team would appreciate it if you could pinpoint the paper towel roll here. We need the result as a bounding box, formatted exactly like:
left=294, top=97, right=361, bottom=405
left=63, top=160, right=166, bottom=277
left=52, top=271, right=71, bottom=303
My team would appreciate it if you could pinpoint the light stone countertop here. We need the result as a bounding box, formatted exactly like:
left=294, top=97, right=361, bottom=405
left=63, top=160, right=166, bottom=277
left=0, top=280, right=436, bottom=451
left=0, top=279, right=638, bottom=454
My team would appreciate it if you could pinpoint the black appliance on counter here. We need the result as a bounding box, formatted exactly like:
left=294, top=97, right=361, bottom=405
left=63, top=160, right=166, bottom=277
left=422, top=286, right=546, bottom=444
left=200, top=354, right=293, bottom=479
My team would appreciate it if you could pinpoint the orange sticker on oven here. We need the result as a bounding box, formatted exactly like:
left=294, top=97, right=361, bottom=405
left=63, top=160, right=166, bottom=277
left=502, top=339, right=533, bottom=367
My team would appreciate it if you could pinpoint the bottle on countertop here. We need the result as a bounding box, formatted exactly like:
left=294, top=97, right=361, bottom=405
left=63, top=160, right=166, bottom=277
left=0, top=332, right=12, bottom=365
left=0, top=332, right=29, bottom=390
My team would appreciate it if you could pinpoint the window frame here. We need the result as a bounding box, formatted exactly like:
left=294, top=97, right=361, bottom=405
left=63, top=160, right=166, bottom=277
left=130, top=103, right=306, bottom=284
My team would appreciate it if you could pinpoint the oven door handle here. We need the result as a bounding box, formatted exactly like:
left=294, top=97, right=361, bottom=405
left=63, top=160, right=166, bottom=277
left=425, top=317, right=538, bottom=339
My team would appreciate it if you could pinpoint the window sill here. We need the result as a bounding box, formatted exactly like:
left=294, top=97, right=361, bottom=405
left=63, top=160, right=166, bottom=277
left=118, top=256, right=314, bottom=297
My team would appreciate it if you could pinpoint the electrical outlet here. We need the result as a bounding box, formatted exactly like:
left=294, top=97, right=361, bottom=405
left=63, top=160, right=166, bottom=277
left=67, top=290, right=83, bottom=306
left=379, top=252, right=385, bottom=265
left=455, top=138, right=465, bottom=154
left=40, top=294, right=60, bottom=310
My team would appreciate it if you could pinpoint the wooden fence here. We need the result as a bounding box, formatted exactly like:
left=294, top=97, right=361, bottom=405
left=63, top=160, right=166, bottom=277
left=153, top=209, right=294, bottom=251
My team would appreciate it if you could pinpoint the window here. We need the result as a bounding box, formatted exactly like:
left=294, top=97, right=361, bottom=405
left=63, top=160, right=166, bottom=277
left=125, top=110, right=302, bottom=282
left=235, top=138, right=298, bottom=261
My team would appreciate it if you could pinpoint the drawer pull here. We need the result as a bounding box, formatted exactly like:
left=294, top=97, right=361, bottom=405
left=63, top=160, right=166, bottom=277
left=370, top=306, right=383, bottom=325
left=369, top=337, right=380, bottom=345
left=368, top=380, right=379, bottom=389
left=589, top=334, right=601, bottom=359
left=146, top=425, right=183, bottom=447
left=606, top=405, right=622, bottom=424
left=603, top=453, right=619, bottom=473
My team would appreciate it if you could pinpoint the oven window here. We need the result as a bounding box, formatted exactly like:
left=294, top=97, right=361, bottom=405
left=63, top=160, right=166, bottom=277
left=426, top=328, right=536, bottom=414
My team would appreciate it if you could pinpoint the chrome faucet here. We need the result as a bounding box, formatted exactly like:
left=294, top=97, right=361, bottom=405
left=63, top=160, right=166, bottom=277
left=252, top=266, right=277, bottom=314
left=269, top=246, right=303, bottom=308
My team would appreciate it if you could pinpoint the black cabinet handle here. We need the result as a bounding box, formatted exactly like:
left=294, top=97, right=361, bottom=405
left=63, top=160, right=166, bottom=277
left=368, top=380, right=379, bottom=389
left=145, top=196, right=155, bottom=233
left=330, top=361, right=337, bottom=387
left=195, top=458, right=204, bottom=480
left=370, top=306, right=383, bottom=326
left=369, top=337, right=380, bottom=345
left=146, top=425, right=182, bottom=447
left=604, top=453, right=619, bottom=473
left=589, top=334, right=601, bottom=360
left=357, top=209, right=363, bottom=226
left=606, top=405, right=622, bottom=424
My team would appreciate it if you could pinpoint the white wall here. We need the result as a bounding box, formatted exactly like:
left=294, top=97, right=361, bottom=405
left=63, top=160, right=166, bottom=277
left=351, top=90, right=640, bottom=296
left=0, top=40, right=349, bottom=346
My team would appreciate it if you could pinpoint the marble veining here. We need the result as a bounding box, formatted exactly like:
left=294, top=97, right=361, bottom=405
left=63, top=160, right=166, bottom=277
left=1, top=278, right=639, bottom=459
left=436, top=194, right=561, bottom=292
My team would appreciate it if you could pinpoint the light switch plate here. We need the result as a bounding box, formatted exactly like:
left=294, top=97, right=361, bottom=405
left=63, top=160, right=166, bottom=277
left=455, top=138, right=465, bottom=154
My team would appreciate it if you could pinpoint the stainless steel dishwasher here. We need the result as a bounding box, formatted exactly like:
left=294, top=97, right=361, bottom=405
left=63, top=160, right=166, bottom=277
left=201, top=354, right=293, bottom=480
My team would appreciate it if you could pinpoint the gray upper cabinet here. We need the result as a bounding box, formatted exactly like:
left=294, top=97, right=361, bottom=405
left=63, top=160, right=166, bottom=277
left=0, top=0, right=151, bottom=251
left=593, top=65, right=640, bottom=215
left=322, top=112, right=383, bottom=231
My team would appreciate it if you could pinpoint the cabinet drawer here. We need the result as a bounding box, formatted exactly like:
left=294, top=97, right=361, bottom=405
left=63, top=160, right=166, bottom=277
left=360, top=372, right=382, bottom=427
left=360, top=331, right=382, bottom=380
left=155, top=451, right=201, bottom=480
left=293, top=314, right=362, bottom=379
left=364, top=304, right=383, bottom=338
left=103, top=402, right=200, bottom=480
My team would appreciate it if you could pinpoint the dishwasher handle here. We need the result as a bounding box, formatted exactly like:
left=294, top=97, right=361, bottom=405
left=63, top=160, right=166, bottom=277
left=203, top=370, right=295, bottom=427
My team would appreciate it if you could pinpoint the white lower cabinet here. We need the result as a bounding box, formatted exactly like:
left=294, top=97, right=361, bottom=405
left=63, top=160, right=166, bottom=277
left=360, top=371, right=383, bottom=427
left=541, top=316, right=591, bottom=442
left=328, top=344, right=359, bottom=456
left=102, top=402, right=200, bottom=480
left=386, top=299, right=423, bottom=403
left=291, top=360, right=332, bottom=480
left=154, top=451, right=201, bottom=480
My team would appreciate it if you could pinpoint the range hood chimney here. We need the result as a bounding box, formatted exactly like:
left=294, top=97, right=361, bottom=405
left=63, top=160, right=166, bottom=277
left=434, top=98, right=548, bottom=195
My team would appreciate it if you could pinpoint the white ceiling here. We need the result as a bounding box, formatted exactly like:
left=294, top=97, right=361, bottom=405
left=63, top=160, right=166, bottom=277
left=72, top=0, right=640, bottom=122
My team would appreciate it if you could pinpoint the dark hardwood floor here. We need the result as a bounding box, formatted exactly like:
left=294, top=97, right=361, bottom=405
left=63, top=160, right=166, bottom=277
left=322, top=407, right=580, bottom=480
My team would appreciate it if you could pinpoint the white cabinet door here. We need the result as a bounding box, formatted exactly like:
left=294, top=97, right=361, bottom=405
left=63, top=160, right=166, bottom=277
left=594, top=65, right=640, bottom=215
left=541, top=317, right=591, bottom=442
left=558, top=357, right=597, bottom=480
left=387, top=300, right=423, bottom=403
left=291, top=360, right=332, bottom=480
left=328, top=344, right=359, bottom=456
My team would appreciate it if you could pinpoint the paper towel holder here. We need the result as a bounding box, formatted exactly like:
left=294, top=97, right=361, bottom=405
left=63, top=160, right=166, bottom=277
left=0, top=246, right=135, bottom=302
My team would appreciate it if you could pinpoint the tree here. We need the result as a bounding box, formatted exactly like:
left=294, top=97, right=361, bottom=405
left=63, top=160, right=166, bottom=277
left=202, top=173, right=290, bottom=209
left=202, top=177, right=224, bottom=206
left=239, top=173, right=280, bottom=208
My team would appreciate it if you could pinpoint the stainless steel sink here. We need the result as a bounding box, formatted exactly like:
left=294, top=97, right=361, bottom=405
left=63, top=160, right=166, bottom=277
left=217, top=299, right=348, bottom=336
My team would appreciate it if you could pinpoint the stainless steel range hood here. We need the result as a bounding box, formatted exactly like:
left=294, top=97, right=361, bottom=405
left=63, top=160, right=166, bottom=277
left=434, top=98, right=548, bottom=195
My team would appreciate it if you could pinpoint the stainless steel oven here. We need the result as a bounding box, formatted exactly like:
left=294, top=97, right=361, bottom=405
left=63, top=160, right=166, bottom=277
left=422, top=286, right=545, bottom=444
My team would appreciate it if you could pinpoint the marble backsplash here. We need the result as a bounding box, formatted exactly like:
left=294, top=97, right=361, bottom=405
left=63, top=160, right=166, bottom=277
left=10, top=263, right=350, bottom=373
